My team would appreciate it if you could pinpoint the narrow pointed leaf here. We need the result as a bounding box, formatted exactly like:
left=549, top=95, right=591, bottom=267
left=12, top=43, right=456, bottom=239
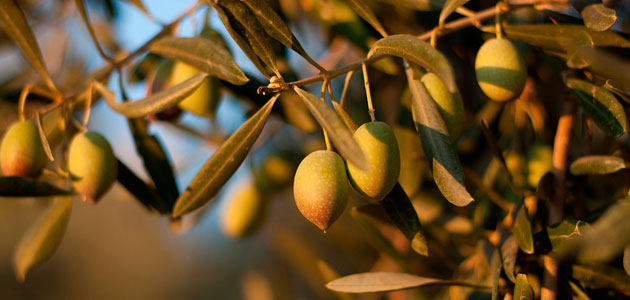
left=569, top=281, right=592, bottom=300
left=95, top=73, right=207, bottom=118
left=439, top=0, right=469, bottom=28
left=116, top=159, right=169, bottom=213
left=0, top=0, right=56, bottom=90
left=380, top=183, right=428, bottom=256
left=501, top=236, right=518, bottom=283
left=582, top=4, right=617, bottom=32
left=572, top=264, right=630, bottom=296
left=368, top=34, right=456, bottom=92
left=345, top=0, right=388, bottom=37
left=326, top=272, right=490, bottom=293
left=351, top=207, right=406, bottom=267
left=566, top=78, right=626, bottom=137
left=121, top=0, right=152, bottom=20
left=570, top=155, right=627, bottom=175
left=149, top=36, right=248, bottom=85
left=491, top=249, right=502, bottom=300
left=0, top=177, right=72, bottom=197
left=332, top=101, right=359, bottom=132
left=35, top=113, right=54, bottom=162
left=74, top=0, right=112, bottom=61
left=13, top=197, right=72, bottom=282
left=293, top=87, right=367, bottom=170
left=404, top=62, right=473, bottom=207
left=548, top=220, right=589, bottom=254
left=513, top=200, right=534, bottom=254
left=172, top=95, right=278, bottom=217
left=514, top=274, right=534, bottom=300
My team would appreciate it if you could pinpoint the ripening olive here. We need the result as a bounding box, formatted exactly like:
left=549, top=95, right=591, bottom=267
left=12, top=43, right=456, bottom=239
left=421, top=73, right=465, bottom=139
left=475, top=38, right=527, bottom=102
left=68, top=131, right=118, bottom=202
left=221, top=184, right=266, bottom=239
left=347, top=121, right=400, bottom=201
left=293, top=150, right=348, bottom=231
left=168, top=62, right=221, bottom=119
left=0, top=121, right=47, bottom=177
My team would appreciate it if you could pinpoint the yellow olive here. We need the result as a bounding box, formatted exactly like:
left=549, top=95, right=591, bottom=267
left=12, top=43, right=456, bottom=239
left=254, top=154, right=296, bottom=193
left=475, top=38, right=527, bottom=102
left=221, top=184, right=265, bottom=239
left=347, top=121, right=400, bottom=201
left=0, top=121, right=47, bottom=177
left=168, top=62, right=221, bottom=119
left=421, top=73, right=465, bottom=139
left=68, top=131, right=118, bottom=202
left=293, top=150, right=348, bottom=231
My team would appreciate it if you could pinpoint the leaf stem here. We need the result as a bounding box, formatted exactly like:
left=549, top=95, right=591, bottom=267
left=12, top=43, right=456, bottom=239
left=18, top=85, right=31, bottom=121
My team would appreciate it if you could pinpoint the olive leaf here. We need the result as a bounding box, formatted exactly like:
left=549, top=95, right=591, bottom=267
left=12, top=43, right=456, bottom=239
left=404, top=62, right=473, bottom=207
left=569, top=281, right=591, bottom=300
left=345, top=0, right=388, bottom=37
left=500, top=236, right=518, bottom=283
left=94, top=73, right=207, bottom=118
left=116, top=159, right=169, bottom=214
left=326, top=272, right=490, bottom=293
left=439, top=0, right=469, bottom=28
left=548, top=220, right=589, bottom=254
left=332, top=101, right=359, bottom=132
left=293, top=87, right=367, bottom=170
left=172, top=95, right=278, bottom=217
left=368, top=34, right=456, bottom=92
left=380, top=183, right=428, bottom=256
left=239, top=0, right=325, bottom=71
left=566, top=31, right=594, bottom=69
left=0, top=177, right=73, bottom=197
left=74, top=0, right=112, bottom=61
left=514, top=274, right=534, bottom=300
left=0, top=0, right=56, bottom=91
left=35, top=113, right=54, bottom=162
left=570, top=155, right=627, bottom=175
left=513, top=199, right=534, bottom=254
left=566, top=78, right=626, bottom=137
left=582, top=4, right=617, bottom=32
left=491, top=249, right=502, bottom=300
left=149, top=36, right=248, bottom=85
left=13, top=197, right=72, bottom=282
left=351, top=206, right=406, bottom=267
left=572, top=264, right=630, bottom=296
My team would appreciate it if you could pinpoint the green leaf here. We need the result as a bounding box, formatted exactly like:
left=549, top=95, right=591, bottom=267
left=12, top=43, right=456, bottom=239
left=240, top=0, right=325, bottom=71
left=548, top=220, right=589, bottom=254
left=404, top=62, right=473, bottom=207
left=513, top=199, right=534, bottom=254
left=624, top=245, right=630, bottom=277
left=13, top=197, right=72, bottom=282
left=326, top=272, right=490, bottom=293
left=500, top=236, right=517, bottom=283
left=95, top=73, right=208, bottom=118
left=332, top=101, right=359, bottom=132
left=35, top=113, right=54, bottom=162
left=293, top=87, right=367, bottom=170
left=345, top=0, right=388, bottom=37
left=514, top=274, right=534, bottom=300
left=439, top=0, right=469, bottom=28
left=572, top=264, right=630, bottom=296
left=368, top=34, right=456, bottom=92
left=74, top=0, right=112, bottom=61
left=566, top=31, right=594, bottom=69
left=351, top=206, right=406, bottom=268
left=149, top=36, right=248, bottom=85
left=0, top=177, right=72, bottom=197
left=570, top=155, right=627, bottom=175
left=582, top=4, right=617, bottom=32
left=172, top=95, right=278, bottom=217
left=0, top=0, right=56, bottom=91
left=566, top=78, right=626, bottom=137
left=380, top=183, right=428, bottom=256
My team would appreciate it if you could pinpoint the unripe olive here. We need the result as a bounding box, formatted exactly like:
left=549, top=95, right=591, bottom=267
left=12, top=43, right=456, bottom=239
left=421, top=73, right=464, bottom=139
left=475, top=38, right=527, bottom=102
left=68, top=131, right=118, bottom=202
left=221, top=184, right=266, bottom=239
left=0, top=121, right=47, bottom=177
left=347, top=121, right=400, bottom=201
left=293, top=150, right=348, bottom=231
left=168, top=62, right=221, bottom=119
left=254, top=154, right=296, bottom=194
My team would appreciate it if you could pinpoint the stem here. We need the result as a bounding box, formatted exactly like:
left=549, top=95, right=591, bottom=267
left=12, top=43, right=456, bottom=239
left=495, top=3, right=504, bottom=39
left=361, top=63, right=375, bottom=122
left=320, top=80, right=332, bottom=151
left=340, top=70, right=355, bottom=109
left=18, top=85, right=32, bottom=121
left=81, top=83, right=93, bottom=128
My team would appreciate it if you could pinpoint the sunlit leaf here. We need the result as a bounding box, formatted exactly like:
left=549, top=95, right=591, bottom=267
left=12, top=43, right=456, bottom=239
left=13, top=197, right=72, bottom=282
left=404, top=62, right=473, bottom=207
left=572, top=264, right=630, bottom=296
left=317, top=260, right=356, bottom=300
left=570, top=155, right=627, bottom=175
left=439, top=0, right=469, bottom=28
left=95, top=73, right=207, bottom=118
left=345, top=0, right=388, bottom=37
left=369, top=35, right=456, bottom=92
left=74, top=0, right=112, bottom=61
left=566, top=78, right=626, bottom=137
left=0, top=0, right=56, bottom=90
left=0, top=177, right=72, bottom=197
left=500, top=236, right=517, bottom=283
left=548, top=220, right=589, bottom=254
left=326, top=272, right=490, bottom=293
left=149, top=36, right=248, bottom=85
left=566, top=30, right=594, bottom=69
left=514, top=274, right=534, bottom=300
left=332, top=101, right=359, bottom=132
left=35, top=113, right=54, bottom=162
left=582, top=4, right=617, bottom=32
left=569, top=280, right=592, bottom=300
left=513, top=200, right=534, bottom=254
left=293, top=87, right=367, bottom=170
left=172, top=95, right=278, bottom=217
left=380, top=183, right=428, bottom=256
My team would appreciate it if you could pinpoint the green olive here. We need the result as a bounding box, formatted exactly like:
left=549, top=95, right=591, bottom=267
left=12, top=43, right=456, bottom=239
left=0, top=121, right=47, bottom=177
left=293, top=150, right=348, bottom=231
left=475, top=38, right=527, bottom=102
left=347, top=121, right=400, bottom=201
left=168, top=62, right=221, bottom=119
left=68, top=131, right=118, bottom=202
left=221, top=184, right=265, bottom=239
left=421, top=73, right=465, bottom=139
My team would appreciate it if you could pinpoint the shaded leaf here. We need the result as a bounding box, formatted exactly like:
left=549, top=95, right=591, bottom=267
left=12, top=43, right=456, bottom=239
left=116, top=159, right=168, bottom=213
left=624, top=245, right=630, bottom=277
left=351, top=206, right=406, bottom=267
left=326, top=272, right=490, bottom=293
left=35, top=113, right=54, bottom=162
left=480, top=121, right=511, bottom=183
left=293, top=87, right=367, bottom=170
left=566, top=30, right=594, bottom=69
left=380, top=183, right=428, bottom=256
left=548, top=220, right=589, bottom=254
left=149, top=36, right=248, bottom=85
left=74, top=0, right=112, bottom=61
left=513, top=200, right=534, bottom=254
left=569, top=280, right=592, bottom=300
left=572, top=264, right=630, bottom=296
left=582, top=4, right=617, bottom=32
left=0, top=0, right=56, bottom=90
left=172, top=95, right=278, bottom=217
left=566, top=78, right=626, bottom=137
left=514, top=274, right=534, bottom=300
left=500, top=236, right=518, bottom=283
left=404, top=62, right=473, bottom=207
left=345, top=0, right=388, bottom=37
left=439, top=0, right=469, bottom=28
left=0, top=177, right=72, bottom=197
left=332, top=101, right=359, bottom=132
left=491, top=249, right=501, bottom=300
left=570, top=155, right=627, bottom=175
left=95, top=73, right=207, bottom=118
left=13, top=197, right=72, bottom=282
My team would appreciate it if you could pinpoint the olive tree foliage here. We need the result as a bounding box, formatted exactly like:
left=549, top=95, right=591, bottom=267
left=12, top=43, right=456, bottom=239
left=1, top=0, right=630, bottom=298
